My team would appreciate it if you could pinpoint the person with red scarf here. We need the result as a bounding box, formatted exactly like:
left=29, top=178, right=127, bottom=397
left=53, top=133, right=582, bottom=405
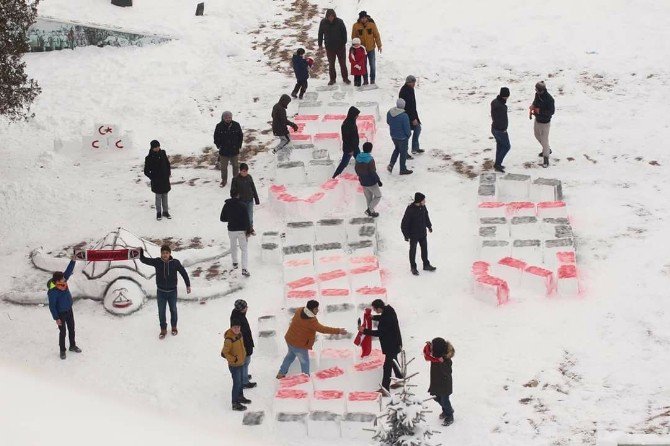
left=425, top=337, right=456, bottom=426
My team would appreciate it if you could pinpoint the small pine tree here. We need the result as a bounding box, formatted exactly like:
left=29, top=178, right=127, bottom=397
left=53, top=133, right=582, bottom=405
left=0, top=0, right=42, bottom=122
left=373, top=351, right=438, bottom=446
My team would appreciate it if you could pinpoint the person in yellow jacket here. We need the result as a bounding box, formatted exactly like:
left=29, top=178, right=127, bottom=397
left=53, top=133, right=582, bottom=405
left=222, top=319, right=252, bottom=411
left=276, top=300, right=347, bottom=378
left=351, top=11, right=382, bottom=84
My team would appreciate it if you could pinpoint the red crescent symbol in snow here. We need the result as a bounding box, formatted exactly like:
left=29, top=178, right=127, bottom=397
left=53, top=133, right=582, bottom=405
left=115, top=140, right=124, bottom=149
left=92, top=140, right=100, bottom=148
left=98, top=126, right=112, bottom=135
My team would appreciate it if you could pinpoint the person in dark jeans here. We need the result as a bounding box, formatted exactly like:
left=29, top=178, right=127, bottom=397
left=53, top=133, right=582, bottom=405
left=318, top=9, right=350, bottom=85
left=399, top=75, right=423, bottom=155
left=426, top=337, right=456, bottom=426
left=332, top=106, right=360, bottom=178
left=139, top=244, right=191, bottom=339
left=230, top=163, right=260, bottom=235
left=213, top=111, right=243, bottom=187
left=230, top=299, right=256, bottom=389
left=401, top=192, right=436, bottom=276
left=222, top=319, right=251, bottom=411
left=291, top=48, right=309, bottom=99
left=47, top=256, right=82, bottom=360
left=491, top=87, right=510, bottom=173
left=358, top=299, right=403, bottom=391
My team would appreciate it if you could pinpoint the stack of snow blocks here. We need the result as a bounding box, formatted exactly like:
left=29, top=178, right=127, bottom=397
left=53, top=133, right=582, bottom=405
left=473, top=173, right=579, bottom=305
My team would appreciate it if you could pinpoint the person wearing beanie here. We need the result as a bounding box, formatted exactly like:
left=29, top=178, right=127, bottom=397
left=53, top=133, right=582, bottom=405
left=332, top=106, right=361, bottom=178
left=220, top=188, right=252, bottom=277
left=399, top=76, right=423, bottom=155
left=230, top=299, right=256, bottom=389
left=222, top=318, right=251, bottom=411
left=143, top=140, right=172, bottom=220
left=351, top=11, right=382, bottom=84
left=529, top=80, right=555, bottom=168
left=271, top=94, right=298, bottom=154
left=426, top=337, right=456, bottom=426
left=490, top=87, right=511, bottom=173
left=349, top=37, right=368, bottom=86
left=386, top=98, right=413, bottom=175
left=230, top=162, right=260, bottom=235
left=213, top=111, right=243, bottom=187
left=318, top=9, right=350, bottom=85
left=291, top=48, right=310, bottom=99
left=277, top=300, right=347, bottom=378
left=401, top=192, right=436, bottom=275
left=355, top=142, right=382, bottom=217
left=47, top=253, right=81, bottom=360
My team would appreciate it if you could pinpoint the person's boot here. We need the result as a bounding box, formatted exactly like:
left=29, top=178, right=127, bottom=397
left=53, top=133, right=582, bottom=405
left=156, top=213, right=162, bottom=221
left=411, top=267, right=419, bottom=276
left=443, top=415, right=454, bottom=426
left=386, top=164, right=393, bottom=173
left=69, top=346, right=82, bottom=353
left=159, top=328, right=167, bottom=339
left=399, top=169, right=413, bottom=175
left=423, top=264, right=437, bottom=272
left=243, top=382, right=257, bottom=389
left=290, top=92, right=298, bottom=99
left=60, top=351, right=66, bottom=360
left=406, top=154, right=414, bottom=160
left=232, top=402, right=247, bottom=411
left=538, top=149, right=552, bottom=157
left=276, top=373, right=286, bottom=379
left=412, top=148, right=425, bottom=154
left=171, top=327, right=178, bottom=336
left=238, top=396, right=252, bottom=404
left=541, top=156, right=549, bottom=168
left=163, top=212, right=172, bottom=219
left=343, top=78, right=351, bottom=85
left=232, top=263, right=239, bottom=270
left=220, top=181, right=226, bottom=188
left=242, top=269, right=251, bottom=277
left=493, top=164, right=505, bottom=173
left=328, top=80, right=336, bottom=86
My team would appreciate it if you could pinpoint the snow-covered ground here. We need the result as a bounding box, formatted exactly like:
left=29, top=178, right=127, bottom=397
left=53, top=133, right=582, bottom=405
left=1, top=0, right=670, bottom=444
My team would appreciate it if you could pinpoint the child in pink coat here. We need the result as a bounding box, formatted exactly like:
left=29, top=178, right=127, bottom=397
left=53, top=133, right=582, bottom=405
left=349, top=38, right=368, bottom=86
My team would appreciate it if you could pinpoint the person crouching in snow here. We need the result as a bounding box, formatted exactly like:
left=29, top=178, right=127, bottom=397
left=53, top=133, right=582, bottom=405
left=222, top=319, right=252, bottom=411
left=349, top=37, right=368, bottom=86
left=47, top=254, right=82, bottom=360
left=220, top=189, right=252, bottom=277
left=291, top=48, right=310, bottom=99
left=424, top=337, right=455, bottom=426
left=271, top=94, right=298, bottom=154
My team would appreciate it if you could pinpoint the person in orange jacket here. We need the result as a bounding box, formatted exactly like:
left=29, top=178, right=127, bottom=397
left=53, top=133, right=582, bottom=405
left=222, top=319, right=252, bottom=411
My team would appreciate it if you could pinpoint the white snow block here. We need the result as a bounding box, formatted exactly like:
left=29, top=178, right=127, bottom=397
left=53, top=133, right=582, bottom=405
left=276, top=161, right=306, bottom=185
left=498, top=173, right=531, bottom=201
left=283, top=257, right=315, bottom=283
left=316, top=219, right=346, bottom=244
left=531, top=178, right=563, bottom=202
left=506, top=201, right=536, bottom=218
left=285, top=221, right=316, bottom=246
left=299, top=101, right=323, bottom=112
left=285, top=274, right=317, bottom=292
left=541, top=217, right=570, bottom=237
left=510, top=216, right=540, bottom=239
left=347, top=392, right=381, bottom=414
left=349, top=255, right=378, bottom=268
left=348, top=240, right=376, bottom=257
left=341, top=413, right=376, bottom=440
left=275, top=412, right=308, bottom=437
left=312, top=391, right=346, bottom=415
left=307, top=159, right=335, bottom=184
left=312, top=367, right=348, bottom=392
left=473, top=275, right=510, bottom=305
left=320, top=332, right=356, bottom=351
left=350, top=264, right=382, bottom=289
left=93, top=123, right=122, bottom=139
left=307, top=411, right=342, bottom=439
left=347, top=216, right=377, bottom=242
left=479, top=217, right=509, bottom=239
left=477, top=184, right=497, bottom=202
left=557, top=264, right=580, bottom=296
left=523, top=265, right=556, bottom=296
left=261, top=231, right=282, bottom=263
left=83, top=134, right=110, bottom=150
left=319, top=288, right=352, bottom=308
left=480, top=240, right=511, bottom=263
left=479, top=172, right=497, bottom=186
left=478, top=202, right=507, bottom=219
left=318, top=268, right=349, bottom=289
left=319, top=350, right=355, bottom=371
left=491, top=257, right=527, bottom=287
left=537, top=201, right=568, bottom=219
left=258, top=315, right=277, bottom=332
left=354, top=286, right=387, bottom=309
left=289, top=143, right=316, bottom=164
left=355, top=101, right=380, bottom=120
left=278, top=374, right=314, bottom=393
left=302, top=92, right=319, bottom=101
left=511, top=239, right=542, bottom=265
left=274, top=388, right=311, bottom=414
left=256, top=329, right=279, bottom=356
left=349, top=357, right=384, bottom=391
left=544, top=239, right=575, bottom=265
left=315, top=252, right=347, bottom=274
left=313, top=132, right=341, bottom=153
left=321, top=114, right=346, bottom=133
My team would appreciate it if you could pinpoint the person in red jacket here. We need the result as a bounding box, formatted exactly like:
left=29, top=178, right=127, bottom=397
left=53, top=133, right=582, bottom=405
left=349, top=38, right=368, bottom=87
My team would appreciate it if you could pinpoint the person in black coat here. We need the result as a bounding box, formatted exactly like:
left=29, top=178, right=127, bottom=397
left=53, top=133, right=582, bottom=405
left=230, top=163, right=260, bottom=234
left=332, top=106, right=360, bottom=178
left=529, top=81, right=555, bottom=167
left=401, top=192, right=436, bottom=275
left=271, top=94, right=298, bottom=154
left=220, top=189, right=252, bottom=277
left=291, top=48, right=309, bottom=99
left=426, top=337, right=455, bottom=426
left=144, top=140, right=172, bottom=220
left=358, top=299, right=403, bottom=391
left=231, top=299, right=257, bottom=389
left=318, top=9, right=350, bottom=85
left=491, top=87, right=510, bottom=173
left=213, top=111, right=243, bottom=187
left=399, top=75, right=423, bottom=154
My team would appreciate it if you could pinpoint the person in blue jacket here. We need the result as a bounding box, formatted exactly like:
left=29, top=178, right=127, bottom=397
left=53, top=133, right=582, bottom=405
left=47, top=256, right=82, bottom=360
left=386, top=98, right=413, bottom=175
left=291, top=48, right=310, bottom=99
left=139, top=245, right=191, bottom=339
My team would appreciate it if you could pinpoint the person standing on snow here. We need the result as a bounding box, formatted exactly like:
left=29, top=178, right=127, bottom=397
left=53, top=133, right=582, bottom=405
left=276, top=300, right=347, bottom=378
left=425, top=337, right=456, bottom=426
left=349, top=37, right=367, bottom=86
left=318, top=9, right=350, bottom=85
left=220, top=189, right=252, bottom=277
left=139, top=245, right=191, bottom=339
left=221, top=319, right=252, bottom=411
left=491, top=87, right=511, bottom=173
left=47, top=255, right=82, bottom=360
left=143, top=140, right=172, bottom=220
left=401, top=192, right=436, bottom=276
left=230, top=163, right=260, bottom=236
left=271, top=94, right=298, bottom=154
left=332, top=106, right=361, bottom=178
left=357, top=299, right=403, bottom=392
left=213, top=111, right=243, bottom=187
left=351, top=11, right=382, bottom=84
left=355, top=142, right=383, bottom=218
left=230, top=299, right=256, bottom=390
left=529, top=81, right=555, bottom=168
left=291, top=48, right=310, bottom=99
left=386, top=98, right=413, bottom=175
left=399, top=75, right=424, bottom=155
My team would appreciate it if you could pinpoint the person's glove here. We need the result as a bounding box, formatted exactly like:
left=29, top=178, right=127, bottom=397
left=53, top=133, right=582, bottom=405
left=291, top=124, right=299, bottom=131
left=428, top=227, right=433, bottom=233
left=354, top=64, right=361, bottom=70
left=404, top=237, right=409, bottom=242
left=377, top=180, right=383, bottom=187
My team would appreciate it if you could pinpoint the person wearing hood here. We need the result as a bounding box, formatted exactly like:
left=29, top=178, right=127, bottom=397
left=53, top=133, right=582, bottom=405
left=491, top=87, right=511, bottom=173
left=401, top=192, right=436, bottom=275
left=529, top=81, right=555, bottom=168
left=276, top=300, right=347, bottom=378
left=143, top=140, right=172, bottom=220
left=221, top=319, right=252, bottom=411
left=386, top=98, right=413, bottom=175
left=399, top=75, right=423, bottom=154
left=220, top=189, right=252, bottom=277
left=230, top=299, right=256, bottom=390
left=349, top=37, right=367, bottom=86
left=332, top=106, right=361, bottom=178
left=139, top=245, right=191, bottom=339
left=351, top=11, right=382, bottom=84
left=291, top=48, right=310, bottom=99
left=425, top=337, right=456, bottom=426
left=213, top=111, right=243, bottom=187
left=318, top=9, right=350, bottom=85
left=47, top=255, right=82, bottom=360
left=230, top=163, right=260, bottom=235
left=355, top=142, right=382, bottom=217
left=271, top=94, right=298, bottom=154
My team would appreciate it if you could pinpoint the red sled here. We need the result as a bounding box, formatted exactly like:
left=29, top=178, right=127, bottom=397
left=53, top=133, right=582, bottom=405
left=74, top=248, right=141, bottom=262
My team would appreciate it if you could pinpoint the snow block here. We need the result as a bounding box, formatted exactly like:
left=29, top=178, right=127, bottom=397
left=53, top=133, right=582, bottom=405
left=285, top=221, right=315, bottom=246
left=285, top=289, right=318, bottom=308
left=347, top=392, right=381, bottom=414
left=511, top=239, right=542, bottom=265
left=257, top=315, right=277, bottom=332
left=316, top=85, right=338, bottom=92
left=350, top=264, right=382, bottom=289
left=256, top=330, right=279, bottom=356
left=480, top=217, right=509, bottom=239
left=554, top=225, right=573, bottom=239
left=288, top=143, right=316, bottom=164
left=507, top=202, right=536, bottom=218
left=354, top=286, right=387, bottom=308
left=355, top=101, right=380, bottom=119
left=478, top=202, right=507, bottom=219
left=321, top=332, right=356, bottom=350
left=523, top=265, right=556, bottom=296
left=477, top=184, right=496, bottom=202
left=510, top=216, right=540, bottom=239
left=350, top=357, right=384, bottom=391
left=319, top=350, right=355, bottom=371
left=312, top=367, right=348, bottom=392
left=315, top=253, right=347, bottom=274
left=314, top=133, right=342, bottom=153
left=480, top=240, right=511, bottom=263
left=276, top=161, right=306, bottom=185
left=479, top=226, right=497, bottom=238
left=498, top=173, right=531, bottom=200
left=307, top=411, right=342, bottom=439
left=541, top=217, right=570, bottom=236
left=531, top=178, right=563, bottom=202
left=307, top=159, right=335, bottom=184
left=302, top=92, right=319, bottom=101
left=286, top=276, right=317, bottom=290
left=278, top=374, right=313, bottom=393
left=261, top=231, right=282, bottom=263
left=242, top=411, right=265, bottom=426
left=299, top=101, right=323, bottom=112
left=312, top=148, right=330, bottom=160
left=471, top=261, right=490, bottom=277
left=537, top=201, right=567, bottom=219
left=492, top=257, right=527, bottom=286
left=474, top=275, right=510, bottom=305
left=556, top=251, right=576, bottom=264
left=341, top=413, right=376, bottom=440
left=319, top=288, right=352, bottom=307
left=544, top=239, right=574, bottom=265
left=557, top=264, right=580, bottom=295
left=312, top=391, right=346, bottom=415
left=275, top=412, right=308, bottom=437
left=274, top=388, right=310, bottom=414
left=348, top=240, right=376, bottom=256
left=316, top=219, right=346, bottom=245
left=479, top=172, right=497, bottom=185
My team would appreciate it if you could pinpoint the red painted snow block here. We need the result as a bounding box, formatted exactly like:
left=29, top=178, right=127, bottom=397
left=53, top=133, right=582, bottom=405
left=318, top=269, right=347, bottom=282
left=321, top=288, right=350, bottom=297
left=291, top=133, right=312, bottom=143
left=494, top=257, right=527, bottom=286
left=557, top=264, right=580, bottom=295
left=471, top=261, right=490, bottom=276
left=314, top=132, right=341, bottom=141
left=278, top=374, right=312, bottom=390
left=312, top=390, right=346, bottom=414
left=556, top=251, right=576, bottom=264
left=339, top=173, right=359, bottom=182
left=478, top=201, right=507, bottom=218
left=274, top=388, right=310, bottom=414
left=323, top=114, right=347, bottom=121
left=286, top=289, right=317, bottom=300
left=537, top=201, right=567, bottom=218
left=506, top=201, right=536, bottom=217
left=524, top=265, right=556, bottom=296
left=320, top=178, right=340, bottom=190
left=295, top=114, right=320, bottom=121
left=474, top=275, right=510, bottom=305
left=287, top=276, right=317, bottom=289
